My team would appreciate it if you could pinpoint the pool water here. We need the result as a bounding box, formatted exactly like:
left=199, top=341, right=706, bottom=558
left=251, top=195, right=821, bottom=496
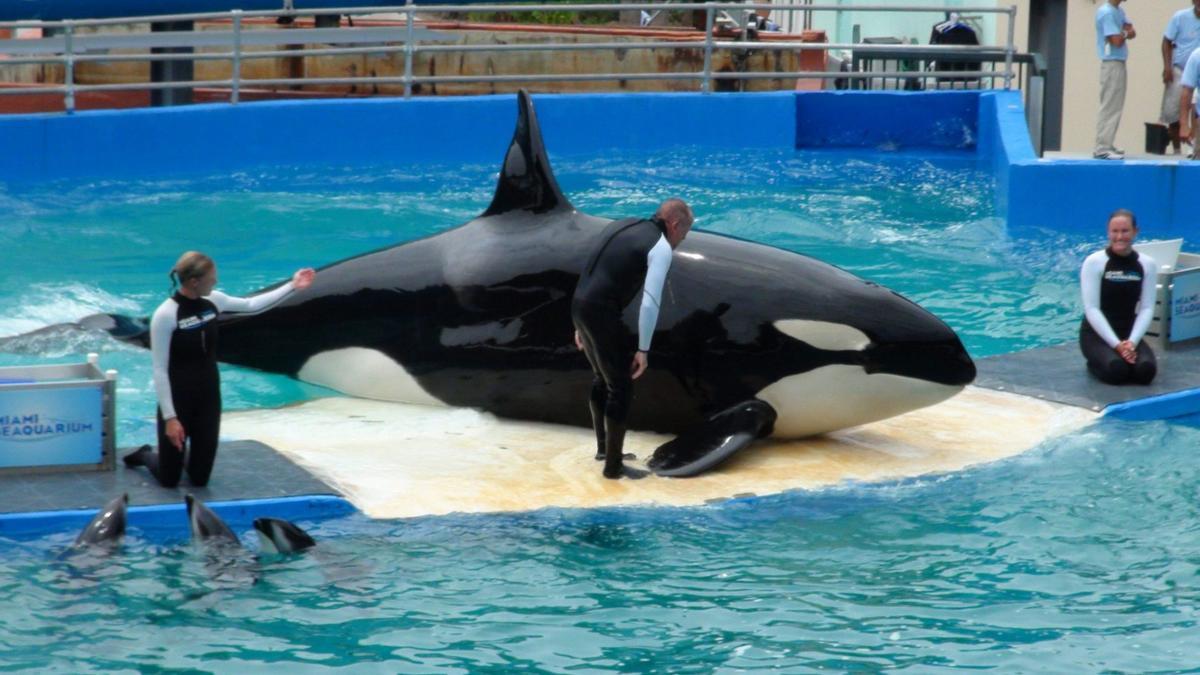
left=0, top=148, right=1091, bottom=445
left=3, top=149, right=1193, bottom=671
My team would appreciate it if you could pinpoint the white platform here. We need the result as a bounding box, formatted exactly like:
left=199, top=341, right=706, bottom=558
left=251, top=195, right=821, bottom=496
left=221, top=387, right=1097, bottom=519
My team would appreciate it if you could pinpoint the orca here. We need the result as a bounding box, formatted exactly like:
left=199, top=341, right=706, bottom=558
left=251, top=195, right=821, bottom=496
left=56, top=91, right=976, bottom=476
left=253, top=517, right=317, bottom=554
left=72, top=493, right=128, bottom=548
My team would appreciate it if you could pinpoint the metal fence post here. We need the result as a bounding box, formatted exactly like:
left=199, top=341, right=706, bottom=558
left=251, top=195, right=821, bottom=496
left=1003, top=5, right=1016, bottom=90
left=232, top=9, right=242, bottom=104
left=404, top=0, right=415, bottom=98
left=64, top=20, right=75, bottom=113
left=1026, top=72, right=1044, bottom=155
left=702, top=4, right=714, bottom=93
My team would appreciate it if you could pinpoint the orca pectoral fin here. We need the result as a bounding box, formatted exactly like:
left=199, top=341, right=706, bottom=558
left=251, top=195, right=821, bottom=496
left=648, top=400, right=777, bottom=477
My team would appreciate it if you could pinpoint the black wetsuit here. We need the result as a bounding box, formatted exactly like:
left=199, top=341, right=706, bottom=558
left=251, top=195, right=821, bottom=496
left=1079, top=248, right=1158, bottom=385
left=135, top=293, right=222, bottom=487
left=572, top=216, right=673, bottom=478
left=929, top=19, right=979, bottom=84
left=126, top=283, right=293, bottom=486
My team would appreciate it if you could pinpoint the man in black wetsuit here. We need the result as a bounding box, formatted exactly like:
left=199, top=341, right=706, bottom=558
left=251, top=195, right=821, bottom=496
left=572, top=198, right=694, bottom=480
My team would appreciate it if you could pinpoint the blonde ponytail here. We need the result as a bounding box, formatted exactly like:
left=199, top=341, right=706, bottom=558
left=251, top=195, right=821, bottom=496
left=169, top=251, right=214, bottom=290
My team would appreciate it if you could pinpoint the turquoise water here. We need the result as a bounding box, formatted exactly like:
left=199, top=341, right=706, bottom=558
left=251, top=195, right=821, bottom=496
left=4, top=149, right=1195, bottom=670
left=0, top=149, right=1090, bottom=446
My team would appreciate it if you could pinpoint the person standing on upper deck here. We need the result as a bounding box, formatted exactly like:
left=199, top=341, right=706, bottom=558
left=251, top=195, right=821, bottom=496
left=1161, top=0, right=1200, bottom=154
left=1095, top=0, right=1136, bottom=160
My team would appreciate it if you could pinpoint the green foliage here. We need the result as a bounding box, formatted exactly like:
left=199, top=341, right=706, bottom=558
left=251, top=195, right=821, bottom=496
left=463, top=1, right=619, bottom=25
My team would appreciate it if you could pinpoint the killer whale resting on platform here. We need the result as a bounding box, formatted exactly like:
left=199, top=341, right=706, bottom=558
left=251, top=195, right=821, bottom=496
left=59, top=90, right=975, bottom=477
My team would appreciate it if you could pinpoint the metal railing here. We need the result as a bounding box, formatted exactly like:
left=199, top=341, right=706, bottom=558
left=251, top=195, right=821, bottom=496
left=0, top=2, right=1023, bottom=109
left=849, top=47, right=1047, bottom=154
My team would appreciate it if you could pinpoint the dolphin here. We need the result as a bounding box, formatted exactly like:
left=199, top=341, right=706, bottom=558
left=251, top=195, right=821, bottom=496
left=72, top=493, right=129, bottom=548
left=253, top=517, right=317, bottom=554
left=184, top=494, right=262, bottom=588
left=185, top=494, right=239, bottom=546
left=48, top=90, right=975, bottom=476
left=251, top=517, right=370, bottom=588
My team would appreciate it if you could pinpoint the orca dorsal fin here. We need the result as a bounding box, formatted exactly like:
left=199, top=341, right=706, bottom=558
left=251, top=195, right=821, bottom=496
left=482, top=90, right=573, bottom=216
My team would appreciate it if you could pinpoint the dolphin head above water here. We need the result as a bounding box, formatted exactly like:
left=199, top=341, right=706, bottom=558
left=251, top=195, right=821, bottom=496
left=253, top=517, right=316, bottom=554
left=185, top=494, right=240, bottom=546
left=73, top=493, right=128, bottom=548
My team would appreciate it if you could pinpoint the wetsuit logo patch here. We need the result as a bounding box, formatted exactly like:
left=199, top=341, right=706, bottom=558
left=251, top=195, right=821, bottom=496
left=178, top=311, right=217, bottom=330
left=1103, top=271, right=1142, bottom=283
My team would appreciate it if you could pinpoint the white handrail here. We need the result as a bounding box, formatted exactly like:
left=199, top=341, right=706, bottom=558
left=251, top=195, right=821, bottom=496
left=0, top=2, right=1021, bottom=112
left=232, top=9, right=242, bottom=103
left=0, top=4, right=1018, bottom=30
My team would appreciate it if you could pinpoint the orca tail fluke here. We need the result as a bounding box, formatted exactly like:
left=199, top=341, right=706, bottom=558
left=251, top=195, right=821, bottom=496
left=79, top=313, right=151, bottom=347
left=648, top=400, right=778, bottom=478
left=0, top=313, right=150, bottom=353
left=482, top=89, right=573, bottom=217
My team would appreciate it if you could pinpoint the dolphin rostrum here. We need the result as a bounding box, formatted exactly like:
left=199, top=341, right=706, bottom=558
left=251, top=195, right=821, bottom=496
left=73, top=493, right=129, bottom=548
left=253, top=517, right=317, bottom=554
left=185, top=494, right=239, bottom=546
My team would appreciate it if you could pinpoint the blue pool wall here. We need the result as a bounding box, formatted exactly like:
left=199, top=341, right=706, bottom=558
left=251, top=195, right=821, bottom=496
left=3, top=89, right=1188, bottom=237
left=0, top=88, right=1192, bottom=422
left=1104, top=388, right=1200, bottom=422
left=0, top=93, right=802, bottom=183
left=0, top=495, right=357, bottom=541
left=1006, top=159, right=1197, bottom=239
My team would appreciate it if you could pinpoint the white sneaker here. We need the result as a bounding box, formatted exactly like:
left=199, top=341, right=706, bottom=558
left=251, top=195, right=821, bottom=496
left=1093, top=150, right=1125, bottom=160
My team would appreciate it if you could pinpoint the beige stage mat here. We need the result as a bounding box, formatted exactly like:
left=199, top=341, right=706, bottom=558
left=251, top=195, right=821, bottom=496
left=221, top=386, right=1097, bottom=519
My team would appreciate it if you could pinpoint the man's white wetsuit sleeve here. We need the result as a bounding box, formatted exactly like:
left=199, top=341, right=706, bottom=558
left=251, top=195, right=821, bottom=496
left=1129, top=254, right=1159, bottom=346
left=150, top=299, right=179, bottom=420
left=207, top=281, right=295, bottom=315
left=637, top=236, right=673, bottom=352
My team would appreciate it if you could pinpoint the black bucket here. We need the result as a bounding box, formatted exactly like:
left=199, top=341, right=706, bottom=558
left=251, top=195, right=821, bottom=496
left=1145, top=122, right=1170, bottom=155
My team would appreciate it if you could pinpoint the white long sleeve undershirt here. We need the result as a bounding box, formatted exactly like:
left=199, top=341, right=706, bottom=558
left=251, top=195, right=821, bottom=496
left=151, top=282, right=294, bottom=420
left=1079, top=250, right=1158, bottom=348
left=637, top=236, right=673, bottom=352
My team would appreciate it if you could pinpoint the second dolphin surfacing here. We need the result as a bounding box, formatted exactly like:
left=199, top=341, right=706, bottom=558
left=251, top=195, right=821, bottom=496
left=97, top=92, right=975, bottom=475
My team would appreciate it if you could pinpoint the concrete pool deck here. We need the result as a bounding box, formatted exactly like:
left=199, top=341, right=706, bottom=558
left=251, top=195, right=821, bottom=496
left=975, top=340, right=1200, bottom=420
left=215, top=387, right=1097, bottom=519
left=5, top=345, right=1198, bottom=524
left=0, top=440, right=352, bottom=538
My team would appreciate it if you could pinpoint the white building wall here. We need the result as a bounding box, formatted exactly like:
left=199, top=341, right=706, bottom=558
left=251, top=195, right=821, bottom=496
left=1059, top=1, right=1181, bottom=155
left=775, top=0, right=1181, bottom=156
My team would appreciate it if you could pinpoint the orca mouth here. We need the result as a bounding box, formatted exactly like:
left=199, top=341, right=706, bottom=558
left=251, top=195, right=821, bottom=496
left=861, top=339, right=976, bottom=386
